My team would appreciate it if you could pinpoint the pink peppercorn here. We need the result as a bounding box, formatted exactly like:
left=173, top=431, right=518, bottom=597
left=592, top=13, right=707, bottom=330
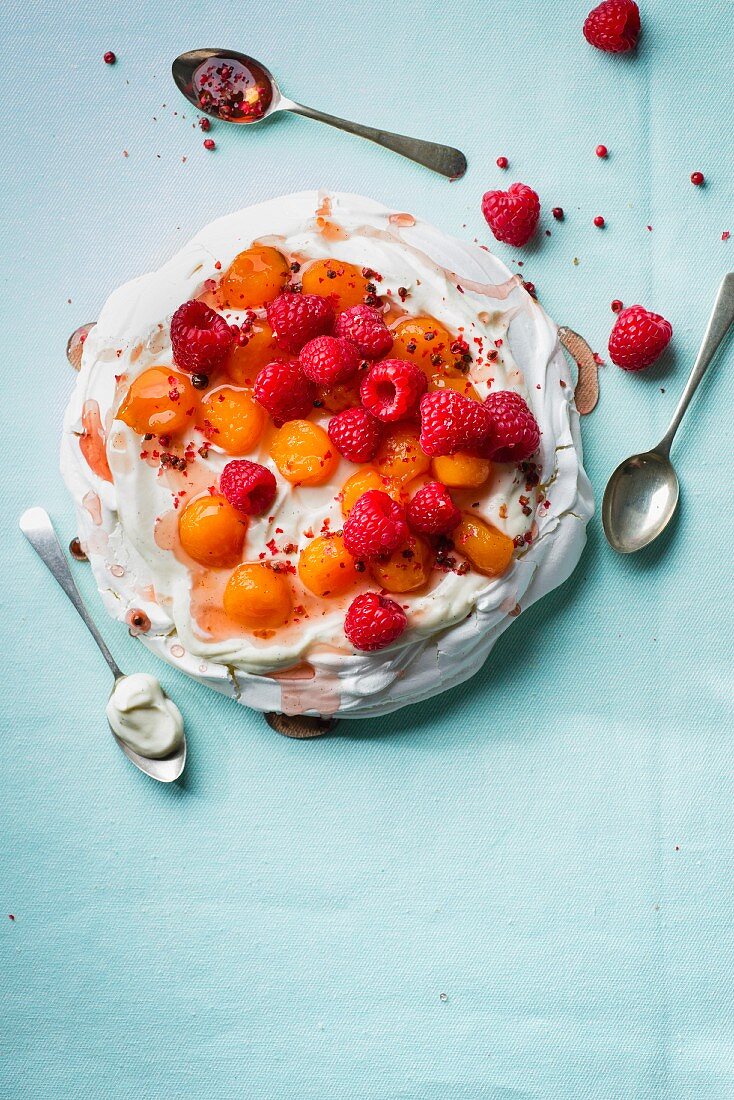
left=496, top=156, right=508, bottom=169
left=103, top=51, right=116, bottom=64
left=596, top=144, right=608, bottom=158
left=203, top=138, right=216, bottom=151
left=691, top=171, right=704, bottom=186
left=594, top=215, right=605, bottom=228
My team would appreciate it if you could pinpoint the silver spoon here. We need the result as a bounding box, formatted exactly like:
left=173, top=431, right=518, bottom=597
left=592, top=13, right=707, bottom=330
left=19, top=507, right=187, bottom=782
left=603, top=272, right=734, bottom=554
left=172, top=49, right=467, bottom=179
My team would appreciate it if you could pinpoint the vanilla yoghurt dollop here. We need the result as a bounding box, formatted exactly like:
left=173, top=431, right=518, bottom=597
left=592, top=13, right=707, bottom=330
left=62, top=191, right=593, bottom=719
left=106, top=674, right=184, bottom=758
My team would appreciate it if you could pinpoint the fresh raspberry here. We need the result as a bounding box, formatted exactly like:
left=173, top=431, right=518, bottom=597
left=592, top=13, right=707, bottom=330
left=253, top=360, right=315, bottom=425
left=327, top=406, right=383, bottom=464
left=407, top=482, right=461, bottom=536
left=481, top=182, right=540, bottom=247
left=343, top=490, right=408, bottom=559
left=360, top=359, right=427, bottom=423
left=483, top=390, right=541, bottom=463
left=299, top=335, right=360, bottom=386
left=608, top=305, right=673, bottom=371
left=418, top=390, right=494, bottom=457
left=334, top=304, right=393, bottom=359
left=266, top=293, right=334, bottom=354
left=344, top=592, right=407, bottom=651
left=170, top=300, right=233, bottom=374
left=220, top=460, right=277, bottom=515
left=583, top=0, right=640, bottom=53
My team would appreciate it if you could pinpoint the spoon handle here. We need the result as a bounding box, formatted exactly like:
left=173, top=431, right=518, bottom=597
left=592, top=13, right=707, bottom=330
left=19, top=507, right=124, bottom=681
left=659, top=272, right=734, bottom=453
left=284, top=100, right=467, bottom=179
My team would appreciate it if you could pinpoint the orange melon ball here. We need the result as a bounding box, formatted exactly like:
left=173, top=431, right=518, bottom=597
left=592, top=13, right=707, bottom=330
left=429, top=367, right=481, bottom=401
left=201, top=386, right=265, bottom=454
left=269, top=420, right=338, bottom=486
left=453, top=515, right=514, bottom=577
left=369, top=534, right=432, bottom=594
left=390, top=316, right=454, bottom=376
left=298, top=534, right=359, bottom=598
left=301, top=258, right=370, bottom=312
left=226, top=321, right=279, bottom=386
left=339, top=467, right=403, bottom=516
left=374, top=424, right=431, bottom=483
left=216, top=245, right=289, bottom=310
left=117, top=368, right=199, bottom=437
left=178, top=494, right=247, bottom=567
left=314, top=376, right=363, bottom=414
left=223, top=562, right=293, bottom=629
left=431, top=452, right=492, bottom=489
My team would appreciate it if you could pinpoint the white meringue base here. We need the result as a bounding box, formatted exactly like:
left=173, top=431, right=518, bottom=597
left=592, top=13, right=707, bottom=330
left=61, top=190, right=593, bottom=719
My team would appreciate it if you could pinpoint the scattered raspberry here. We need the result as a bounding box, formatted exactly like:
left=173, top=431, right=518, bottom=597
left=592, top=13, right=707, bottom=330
left=481, top=182, right=540, bottom=247
left=170, top=300, right=233, bottom=374
left=690, top=171, right=705, bottom=186
left=608, top=305, right=673, bottom=371
left=327, top=406, right=383, bottom=463
left=220, top=460, right=277, bottom=515
left=360, top=359, right=427, bottom=423
left=483, top=390, right=541, bottom=463
left=583, top=0, right=640, bottom=52
left=407, top=482, right=461, bottom=536
left=103, top=51, right=116, bottom=64
left=343, top=490, right=408, bottom=558
left=253, top=360, right=315, bottom=425
left=344, top=592, right=407, bottom=651
left=299, top=335, right=360, bottom=386
left=418, top=390, right=494, bottom=457
left=334, top=304, right=393, bottom=359
left=266, top=293, right=334, bottom=354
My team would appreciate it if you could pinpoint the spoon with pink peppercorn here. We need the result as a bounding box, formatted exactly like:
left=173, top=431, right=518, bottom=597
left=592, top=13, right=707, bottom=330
left=172, top=49, right=467, bottom=179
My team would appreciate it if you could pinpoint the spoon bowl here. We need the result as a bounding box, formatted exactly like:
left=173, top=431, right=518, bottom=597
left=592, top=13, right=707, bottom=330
left=602, top=449, right=679, bottom=554
left=107, top=678, right=187, bottom=783
left=172, top=48, right=467, bottom=178
left=172, top=49, right=281, bottom=125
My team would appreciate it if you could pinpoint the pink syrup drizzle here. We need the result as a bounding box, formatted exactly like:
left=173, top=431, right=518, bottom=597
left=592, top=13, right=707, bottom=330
left=388, top=212, right=416, bottom=228
left=82, top=491, right=102, bottom=526
left=79, top=400, right=113, bottom=483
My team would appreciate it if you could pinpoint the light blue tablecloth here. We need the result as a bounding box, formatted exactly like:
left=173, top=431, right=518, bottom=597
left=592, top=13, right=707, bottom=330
left=3, top=1, right=733, bottom=1096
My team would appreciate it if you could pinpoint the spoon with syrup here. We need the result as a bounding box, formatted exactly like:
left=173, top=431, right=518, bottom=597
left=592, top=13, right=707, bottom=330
left=172, top=50, right=467, bottom=179
left=19, top=507, right=187, bottom=782
left=603, top=273, right=734, bottom=554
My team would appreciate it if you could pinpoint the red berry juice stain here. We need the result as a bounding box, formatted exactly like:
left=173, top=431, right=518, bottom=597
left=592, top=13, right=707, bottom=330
left=193, top=57, right=272, bottom=122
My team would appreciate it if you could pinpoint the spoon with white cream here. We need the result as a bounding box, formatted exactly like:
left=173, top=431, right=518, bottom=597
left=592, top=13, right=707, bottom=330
left=19, top=507, right=186, bottom=782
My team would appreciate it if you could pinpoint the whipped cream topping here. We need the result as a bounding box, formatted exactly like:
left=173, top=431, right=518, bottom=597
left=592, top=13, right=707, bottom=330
left=106, top=673, right=184, bottom=759
left=62, top=190, right=593, bottom=718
